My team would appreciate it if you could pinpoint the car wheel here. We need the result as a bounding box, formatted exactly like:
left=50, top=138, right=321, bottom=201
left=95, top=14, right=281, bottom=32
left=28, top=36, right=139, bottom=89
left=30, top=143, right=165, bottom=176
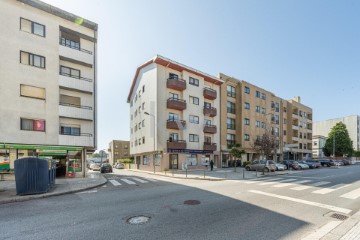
left=264, top=168, right=270, bottom=172
left=245, top=166, right=250, bottom=171
left=299, top=166, right=302, bottom=170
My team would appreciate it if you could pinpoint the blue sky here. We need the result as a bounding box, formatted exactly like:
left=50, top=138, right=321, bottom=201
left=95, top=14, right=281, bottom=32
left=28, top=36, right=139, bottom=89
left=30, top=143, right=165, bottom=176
left=42, top=0, right=360, bottom=152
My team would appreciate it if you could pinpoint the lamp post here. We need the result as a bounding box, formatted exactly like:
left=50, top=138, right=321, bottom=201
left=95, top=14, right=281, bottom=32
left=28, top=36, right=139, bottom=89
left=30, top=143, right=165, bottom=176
left=144, top=112, right=156, bottom=173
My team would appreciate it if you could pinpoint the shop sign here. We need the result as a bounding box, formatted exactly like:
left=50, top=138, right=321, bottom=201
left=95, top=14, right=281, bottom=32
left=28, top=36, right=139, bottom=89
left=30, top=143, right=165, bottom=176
left=168, top=149, right=213, bottom=154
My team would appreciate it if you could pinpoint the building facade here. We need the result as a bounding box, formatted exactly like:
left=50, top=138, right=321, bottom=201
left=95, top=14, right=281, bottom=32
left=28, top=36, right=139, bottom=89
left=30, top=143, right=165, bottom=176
left=312, top=135, right=327, bottom=159
left=108, top=140, right=130, bottom=166
left=0, top=0, right=98, bottom=177
left=313, top=115, right=360, bottom=151
left=127, top=55, right=223, bottom=171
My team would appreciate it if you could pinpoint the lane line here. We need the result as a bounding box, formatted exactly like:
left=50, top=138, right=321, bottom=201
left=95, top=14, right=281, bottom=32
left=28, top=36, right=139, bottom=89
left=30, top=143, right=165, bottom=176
left=120, top=179, right=136, bottom=185
left=109, top=179, right=122, bottom=186
left=273, top=180, right=312, bottom=188
left=291, top=181, right=330, bottom=191
left=340, top=187, right=360, bottom=200
left=131, top=177, right=148, bottom=183
left=312, top=184, right=351, bottom=194
left=249, top=190, right=352, bottom=214
left=301, top=221, right=342, bottom=240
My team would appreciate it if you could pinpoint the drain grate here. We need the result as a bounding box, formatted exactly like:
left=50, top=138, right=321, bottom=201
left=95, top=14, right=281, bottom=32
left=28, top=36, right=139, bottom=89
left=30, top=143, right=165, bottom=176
left=184, top=200, right=201, bottom=205
left=330, top=213, right=348, bottom=221
left=127, top=215, right=151, bottom=225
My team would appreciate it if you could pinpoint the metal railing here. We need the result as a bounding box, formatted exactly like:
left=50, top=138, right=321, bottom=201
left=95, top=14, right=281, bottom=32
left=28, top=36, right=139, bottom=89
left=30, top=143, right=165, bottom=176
left=59, top=132, right=93, bottom=137
left=59, top=102, right=93, bottom=110
left=59, top=72, right=92, bottom=82
left=59, top=38, right=93, bottom=55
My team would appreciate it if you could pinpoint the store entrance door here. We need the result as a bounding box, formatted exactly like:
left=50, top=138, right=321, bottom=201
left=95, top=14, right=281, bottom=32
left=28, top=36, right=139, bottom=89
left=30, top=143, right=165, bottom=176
left=169, top=154, right=178, bottom=169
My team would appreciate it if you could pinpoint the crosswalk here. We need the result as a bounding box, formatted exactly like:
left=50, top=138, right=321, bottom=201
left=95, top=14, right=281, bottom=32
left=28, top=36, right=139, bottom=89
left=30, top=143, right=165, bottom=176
left=243, top=177, right=360, bottom=199
left=103, top=176, right=174, bottom=187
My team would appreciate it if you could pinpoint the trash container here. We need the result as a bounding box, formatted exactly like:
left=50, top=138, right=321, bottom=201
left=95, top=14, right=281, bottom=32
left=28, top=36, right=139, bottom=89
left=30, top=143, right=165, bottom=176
left=14, top=157, right=50, bottom=195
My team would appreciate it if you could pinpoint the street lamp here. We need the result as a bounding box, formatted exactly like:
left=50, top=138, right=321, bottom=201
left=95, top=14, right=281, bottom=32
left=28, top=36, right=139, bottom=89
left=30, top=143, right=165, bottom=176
left=144, top=112, right=156, bottom=173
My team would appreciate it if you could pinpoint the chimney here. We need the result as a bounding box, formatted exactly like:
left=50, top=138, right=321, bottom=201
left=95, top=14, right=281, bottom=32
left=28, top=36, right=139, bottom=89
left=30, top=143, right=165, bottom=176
left=292, top=96, right=301, bottom=103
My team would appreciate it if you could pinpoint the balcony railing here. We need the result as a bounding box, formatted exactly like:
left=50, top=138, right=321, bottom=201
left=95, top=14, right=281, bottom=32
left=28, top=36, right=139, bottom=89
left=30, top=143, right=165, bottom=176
left=59, top=132, right=92, bottom=137
left=203, top=125, right=217, bottom=134
left=167, top=78, right=186, bottom=91
left=167, top=98, right=186, bottom=111
left=59, top=72, right=92, bottom=82
left=227, top=107, right=236, bottom=114
left=203, top=107, right=217, bottom=117
left=203, top=142, right=217, bottom=151
left=59, top=38, right=93, bottom=55
left=203, top=87, right=217, bottom=100
left=166, top=119, right=186, bottom=130
left=59, top=102, right=92, bottom=110
left=167, top=140, right=186, bottom=150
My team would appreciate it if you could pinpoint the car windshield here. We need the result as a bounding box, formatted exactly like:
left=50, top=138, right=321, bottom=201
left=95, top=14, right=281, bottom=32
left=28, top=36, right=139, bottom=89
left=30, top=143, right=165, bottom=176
left=268, top=160, right=275, bottom=164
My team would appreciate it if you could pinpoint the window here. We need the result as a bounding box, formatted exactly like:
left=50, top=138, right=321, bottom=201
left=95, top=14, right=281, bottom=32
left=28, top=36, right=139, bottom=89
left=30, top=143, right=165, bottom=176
left=134, top=109, right=137, bottom=117
left=169, top=73, right=178, bottom=79
left=244, top=86, right=250, bottom=94
left=169, top=113, right=179, bottom=121
left=271, top=101, right=275, bottom=109
left=60, top=126, right=80, bottom=136
left=227, top=134, right=235, bottom=146
left=169, top=92, right=179, bottom=100
left=262, top=107, right=266, bottom=114
left=60, top=66, right=80, bottom=78
left=138, top=106, right=141, bottom=113
left=299, top=143, right=302, bottom=149
left=169, top=133, right=178, bottom=141
left=227, top=85, right=236, bottom=98
left=21, top=118, right=45, bottom=132
left=204, top=102, right=211, bottom=109
left=138, top=90, right=141, bottom=98
left=244, top=134, right=250, bottom=141
left=143, top=155, right=149, bottom=165
left=20, top=84, right=45, bottom=100
left=244, top=102, right=250, bottom=110
left=138, top=138, right=141, bottom=145
left=189, top=115, right=199, bottom=124
left=189, top=77, right=199, bottom=86
left=284, top=130, right=286, bottom=136
left=314, top=141, right=318, bottom=146
left=256, top=120, right=260, bottom=128
left=142, top=85, right=145, bottom=93
left=227, top=118, right=235, bottom=130
left=142, top=102, right=145, bottom=110
left=261, top=93, right=266, bottom=100
left=20, top=51, right=45, bottom=68
left=275, top=115, right=279, bottom=124
left=138, top=122, right=141, bottom=129
left=20, top=18, right=45, bottom=37
left=204, top=119, right=212, bottom=126
left=256, top=91, right=260, bottom=98
left=142, top=137, right=145, bottom=144
left=244, top=118, right=250, bottom=125
left=256, top=106, right=260, bottom=113
left=189, top=134, right=199, bottom=142
left=190, top=96, right=199, bottom=105
left=227, top=101, right=235, bottom=114
left=284, top=118, right=287, bottom=124
left=60, top=36, right=80, bottom=50
left=204, top=136, right=212, bottom=143
left=275, top=103, right=279, bottom=112
left=261, top=122, right=266, bottom=129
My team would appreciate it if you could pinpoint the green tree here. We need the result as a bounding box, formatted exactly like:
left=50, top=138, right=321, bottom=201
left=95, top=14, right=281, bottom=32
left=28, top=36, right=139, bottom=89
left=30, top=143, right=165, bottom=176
left=228, top=143, right=245, bottom=171
left=323, top=122, right=353, bottom=157
left=353, top=150, right=360, bottom=160
left=92, top=153, right=100, bottom=158
left=252, top=130, right=277, bottom=160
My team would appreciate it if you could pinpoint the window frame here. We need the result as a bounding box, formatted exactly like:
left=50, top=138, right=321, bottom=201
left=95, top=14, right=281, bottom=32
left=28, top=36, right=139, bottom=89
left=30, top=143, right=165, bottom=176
left=189, top=77, right=199, bottom=86
left=20, top=17, right=46, bottom=37
left=20, top=51, right=46, bottom=69
left=189, top=134, right=199, bottom=142
left=20, top=118, right=46, bottom=132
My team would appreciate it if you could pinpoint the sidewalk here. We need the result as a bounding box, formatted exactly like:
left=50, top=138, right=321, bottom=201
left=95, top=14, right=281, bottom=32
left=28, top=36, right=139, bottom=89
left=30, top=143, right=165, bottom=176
left=0, top=172, right=107, bottom=205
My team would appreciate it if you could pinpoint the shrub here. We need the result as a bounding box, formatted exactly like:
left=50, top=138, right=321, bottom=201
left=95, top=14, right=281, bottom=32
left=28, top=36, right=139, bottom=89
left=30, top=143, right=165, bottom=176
left=242, top=161, right=251, bottom=167
left=118, top=158, right=134, bottom=164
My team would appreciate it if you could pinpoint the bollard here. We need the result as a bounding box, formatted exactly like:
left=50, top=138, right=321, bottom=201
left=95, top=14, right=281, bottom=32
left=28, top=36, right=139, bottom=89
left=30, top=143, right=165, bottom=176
left=204, top=167, right=205, bottom=179
left=172, top=168, right=174, bottom=176
left=256, top=169, right=258, bottom=178
left=243, top=169, right=245, bottom=179
left=186, top=168, right=187, bottom=178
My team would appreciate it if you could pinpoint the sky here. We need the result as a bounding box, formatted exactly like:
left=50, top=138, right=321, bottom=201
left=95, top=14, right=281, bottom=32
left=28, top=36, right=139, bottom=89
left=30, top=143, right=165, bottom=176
left=42, top=0, right=360, bottom=152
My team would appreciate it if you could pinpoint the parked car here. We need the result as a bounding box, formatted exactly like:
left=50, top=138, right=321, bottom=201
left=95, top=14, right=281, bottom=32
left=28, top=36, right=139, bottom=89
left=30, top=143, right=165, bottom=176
left=341, top=159, right=351, bottom=166
left=297, top=161, right=310, bottom=169
left=299, top=160, right=316, bottom=169
left=280, top=160, right=300, bottom=170
left=100, top=163, right=113, bottom=173
left=275, top=163, right=286, bottom=171
left=318, top=159, right=331, bottom=167
left=114, top=162, right=125, bottom=169
left=90, top=162, right=101, bottom=171
left=304, top=160, right=321, bottom=168
left=335, top=160, right=344, bottom=166
left=245, top=160, right=276, bottom=172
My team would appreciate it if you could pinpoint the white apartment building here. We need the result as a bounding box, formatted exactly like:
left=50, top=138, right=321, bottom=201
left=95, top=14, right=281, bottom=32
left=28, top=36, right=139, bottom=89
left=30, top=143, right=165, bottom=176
left=312, top=135, right=327, bottom=159
left=0, top=0, right=97, bottom=177
left=313, top=115, right=360, bottom=151
left=127, top=55, right=223, bottom=171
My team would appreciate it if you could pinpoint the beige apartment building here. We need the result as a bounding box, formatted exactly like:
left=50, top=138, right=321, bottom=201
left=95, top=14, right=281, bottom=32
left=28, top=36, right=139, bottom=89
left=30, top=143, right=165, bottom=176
left=127, top=55, right=223, bottom=171
left=108, top=140, right=130, bottom=166
left=219, top=74, right=312, bottom=165
left=0, top=0, right=97, bottom=177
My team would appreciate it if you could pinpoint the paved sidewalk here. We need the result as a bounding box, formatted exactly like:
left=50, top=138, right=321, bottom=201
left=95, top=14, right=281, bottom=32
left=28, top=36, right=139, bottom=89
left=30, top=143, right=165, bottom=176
left=0, top=172, right=107, bottom=205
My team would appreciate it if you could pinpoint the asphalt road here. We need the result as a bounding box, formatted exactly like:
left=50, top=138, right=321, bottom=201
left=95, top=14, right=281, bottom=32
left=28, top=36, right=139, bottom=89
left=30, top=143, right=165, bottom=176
left=1, top=165, right=360, bottom=240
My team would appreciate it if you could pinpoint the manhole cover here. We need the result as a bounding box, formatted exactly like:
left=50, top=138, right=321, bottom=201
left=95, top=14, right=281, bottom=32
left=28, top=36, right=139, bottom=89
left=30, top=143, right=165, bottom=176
left=127, top=216, right=151, bottom=225
left=330, top=213, right=348, bottom=221
left=184, top=200, right=201, bottom=205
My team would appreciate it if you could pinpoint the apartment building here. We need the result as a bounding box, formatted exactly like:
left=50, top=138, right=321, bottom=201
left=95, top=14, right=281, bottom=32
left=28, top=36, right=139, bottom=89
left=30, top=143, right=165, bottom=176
left=127, top=55, right=223, bottom=171
left=108, top=140, right=130, bottom=166
left=219, top=74, right=312, bottom=165
left=0, top=0, right=97, bottom=177
left=313, top=115, right=360, bottom=151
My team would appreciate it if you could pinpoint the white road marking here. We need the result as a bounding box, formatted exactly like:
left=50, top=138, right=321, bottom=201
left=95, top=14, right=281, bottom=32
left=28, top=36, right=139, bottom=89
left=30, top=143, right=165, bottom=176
left=291, top=181, right=330, bottom=191
left=245, top=178, right=284, bottom=185
left=120, top=179, right=136, bottom=184
left=262, top=178, right=297, bottom=186
left=76, top=189, right=98, bottom=194
left=312, top=184, right=351, bottom=194
left=341, top=187, right=360, bottom=199
left=249, top=190, right=352, bottom=214
left=144, top=178, right=158, bottom=182
left=131, top=177, right=148, bottom=183
left=301, top=221, right=342, bottom=240
left=273, top=180, right=312, bottom=188
left=109, top=179, right=122, bottom=186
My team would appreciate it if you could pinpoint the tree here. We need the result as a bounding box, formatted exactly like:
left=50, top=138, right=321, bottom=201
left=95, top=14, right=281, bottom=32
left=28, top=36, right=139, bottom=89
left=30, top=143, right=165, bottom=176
left=228, top=143, right=245, bottom=170
left=353, top=150, right=360, bottom=160
left=252, top=130, right=277, bottom=160
left=323, top=122, right=353, bottom=157
left=92, top=153, right=100, bottom=158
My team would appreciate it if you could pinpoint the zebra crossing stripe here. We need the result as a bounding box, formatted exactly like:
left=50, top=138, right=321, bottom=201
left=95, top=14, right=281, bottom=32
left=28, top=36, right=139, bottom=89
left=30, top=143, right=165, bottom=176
left=291, top=181, right=330, bottom=191
left=109, top=179, right=121, bottom=186
left=144, top=178, right=158, bottom=182
left=131, top=177, right=148, bottom=183
left=121, top=179, right=136, bottom=184
left=312, top=184, right=351, bottom=194
left=273, top=180, right=312, bottom=188
left=340, top=187, right=360, bottom=199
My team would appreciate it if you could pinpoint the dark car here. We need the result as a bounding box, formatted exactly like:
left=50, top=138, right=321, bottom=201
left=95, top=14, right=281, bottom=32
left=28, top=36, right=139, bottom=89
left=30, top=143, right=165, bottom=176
left=341, top=159, right=351, bottom=166
left=318, top=159, right=331, bottom=167
left=304, top=160, right=321, bottom=168
left=280, top=160, right=300, bottom=170
left=100, top=163, right=113, bottom=173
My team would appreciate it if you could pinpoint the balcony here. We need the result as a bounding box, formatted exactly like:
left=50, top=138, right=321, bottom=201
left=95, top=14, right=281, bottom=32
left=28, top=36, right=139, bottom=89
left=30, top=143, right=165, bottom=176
left=59, top=73, right=93, bottom=93
left=203, top=142, right=217, bottom=151
left=167, top=140, right=186, bottom=150
left=167, top=78, right=186, bottom=91
left=292, top=125, right=299, bottom=130
left=203, top=107, right=217, bottom=117
left=167, top=98, right=186, bottom=111
left=59, top=133, right=93, bottom=147
left=59, top=103, right=93, bottom=120
left=203, top=87, right=217, bottom=100
left=292, top=137, right=299, bottom=142
left=59, top=40, right=93, bottom=66
left=166, top=119, right=186, bottom=130
left=203, top=125, right=217, bottom=134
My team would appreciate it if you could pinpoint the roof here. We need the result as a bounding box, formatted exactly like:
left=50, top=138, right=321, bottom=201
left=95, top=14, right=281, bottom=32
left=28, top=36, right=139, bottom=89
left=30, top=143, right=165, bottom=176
left=127, top=55, right=223, bottom=103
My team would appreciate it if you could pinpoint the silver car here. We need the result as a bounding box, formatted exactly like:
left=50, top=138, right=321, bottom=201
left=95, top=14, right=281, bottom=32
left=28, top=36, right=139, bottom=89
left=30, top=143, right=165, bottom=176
left=245, top=160, right=276, bottom=172
left=275, top=163, right=286, bottom=171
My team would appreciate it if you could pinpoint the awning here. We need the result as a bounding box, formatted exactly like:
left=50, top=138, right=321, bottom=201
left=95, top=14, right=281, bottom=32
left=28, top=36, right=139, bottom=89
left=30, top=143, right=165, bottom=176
left=1, top=144, right=83, bottom=151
